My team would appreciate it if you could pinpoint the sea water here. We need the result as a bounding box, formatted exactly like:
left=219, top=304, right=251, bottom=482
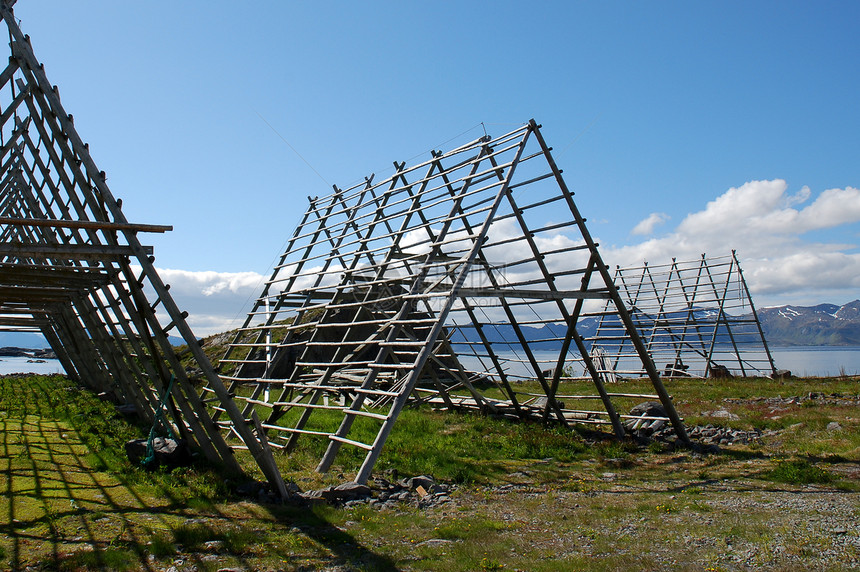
left=456, top=347, right=860, bottom=379
left=0, top=356, right=64, bottom=375
left=0, top=347, right=859, bottom=378
left=769, top=346, right=860, bottom=377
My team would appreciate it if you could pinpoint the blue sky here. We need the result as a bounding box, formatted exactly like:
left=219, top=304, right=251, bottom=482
left=10, top=1, right=860, bottom=334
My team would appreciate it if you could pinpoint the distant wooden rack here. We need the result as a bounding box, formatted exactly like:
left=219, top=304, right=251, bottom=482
left=583, top=252, right=778, bottom=378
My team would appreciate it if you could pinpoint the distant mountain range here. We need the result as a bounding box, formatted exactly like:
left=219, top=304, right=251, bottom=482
left=2, top=301, right=859, bottom=353
left=0, top=332, right=50, bottom=349
left=756, top=300, right=860, bottom=346
left=448, top=301, right=860, bottom=349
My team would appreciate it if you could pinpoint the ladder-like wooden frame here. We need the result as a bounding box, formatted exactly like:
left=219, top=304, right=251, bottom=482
left=217, top=120, right=689, bottom=484
left=586, top=252, right=778, bottom=378
left=0, top=1, right=287, bottom=496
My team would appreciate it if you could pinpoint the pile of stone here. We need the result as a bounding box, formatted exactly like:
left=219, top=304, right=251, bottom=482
left=237, top=474, right=456, bottom=509
left=724, top=393, right=860, bottom=407
left=362, top=475, right=455, bottom=509
left=654, top=424, right=771, bottom=446
left=623, top=401, right=775, bottom=447
left=624, top=401, right=671, bottom=435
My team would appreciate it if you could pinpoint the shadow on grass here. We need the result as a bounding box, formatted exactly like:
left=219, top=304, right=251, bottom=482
left=0, top=374, right=397, bottom=571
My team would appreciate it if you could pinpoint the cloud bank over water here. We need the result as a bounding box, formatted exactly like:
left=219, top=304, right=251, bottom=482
left=156, top=180, right=860, bottom=335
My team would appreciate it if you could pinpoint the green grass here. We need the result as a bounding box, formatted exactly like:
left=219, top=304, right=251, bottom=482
left=58, top=547, right=138, bottom=571
left=376, top=410, right=591, bottom=481
left=765, top=458, right=834, bottom=484
left=261, top=405, right=595, bottom=486
left=147, top=532, right=176, bottom=557
left=0, top=372, right=857, bottom=570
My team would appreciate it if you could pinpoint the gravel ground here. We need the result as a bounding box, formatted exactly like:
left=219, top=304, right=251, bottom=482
left=457, top=483, right=860, bottom=570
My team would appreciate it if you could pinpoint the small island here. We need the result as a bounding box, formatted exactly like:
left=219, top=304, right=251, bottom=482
left=0, top=347, right=57, bottom=360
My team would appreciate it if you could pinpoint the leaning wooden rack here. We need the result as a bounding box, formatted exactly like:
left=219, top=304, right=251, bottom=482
left=214, top=120, right=691, bottom=484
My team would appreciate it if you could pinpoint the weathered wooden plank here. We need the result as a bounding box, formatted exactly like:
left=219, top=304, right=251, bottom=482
left=0, top=243, right=152, bottom=258
left=0, top=216, right=171, bottom=233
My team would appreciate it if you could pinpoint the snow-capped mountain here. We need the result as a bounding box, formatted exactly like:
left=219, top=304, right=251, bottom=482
left=757, top=300, right=860, bottom=346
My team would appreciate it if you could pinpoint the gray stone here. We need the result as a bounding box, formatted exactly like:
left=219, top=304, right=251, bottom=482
left=826, top=421, right=843, bottom=432
left=334, top=482, right=371, bottom=499
left=707, top=410, right=740, bottom=420
left=115, top=403, right=137, bottom=416
left=709, top=364, right=733, bottom=378
left=418, top=538, right=454, bottom=547
left=629, top=401, right=667, bottom=418
left=303, top=482, right=372, bottom=503
left=407, top=475, right=435, bottom=491
left=203, top=540, right=225, bottom=551
left=125, top=437, right=190, bottom=470
left=236, top=481, right=262, bottom=496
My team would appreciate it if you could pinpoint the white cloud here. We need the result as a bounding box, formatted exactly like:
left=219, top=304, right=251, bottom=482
left=797, top=187, right=860, bottom=230
left=154, top=268, right=265, bottom=297
left=603, top=180, right=860, bottom=306
left=674, top=180, right=860, bottom=239
left=138, top=267, right=267, bottom=336
left=140, top=180, right=860, bottom=337
left=631, top=212, right=669, bottom=235
left=784, top=185, right=811, bottom=207
left=745, top=252, right=860, bottom=295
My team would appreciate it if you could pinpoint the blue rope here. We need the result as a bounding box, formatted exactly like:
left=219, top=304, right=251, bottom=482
left=143, top=374, right=176, bottom=467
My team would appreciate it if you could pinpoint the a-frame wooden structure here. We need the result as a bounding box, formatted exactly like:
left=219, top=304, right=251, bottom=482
left=586, top=252, right=778, bottom=378
left=216, top=121, right=690, bottom=484
left=1, top=2, right=692, bottom=489
left=0, top=1, right=286, bottom=495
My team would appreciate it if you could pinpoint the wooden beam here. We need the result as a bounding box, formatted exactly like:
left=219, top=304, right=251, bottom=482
left=0, top=244, right=153, bottom=258
left=447, top=288, right=612, bottom=300
left=0, top=216, right=172, bottom=233
left=0, top=316, right=43, bottom=327
left=0, top=266, right=112, bottom=288
left=0, top=307, right=38, bottom=314
left=0, top=286, right=74, bottom=303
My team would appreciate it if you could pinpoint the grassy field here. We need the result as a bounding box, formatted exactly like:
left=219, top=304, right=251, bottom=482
left=0, top=373, right=857, bottom=571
